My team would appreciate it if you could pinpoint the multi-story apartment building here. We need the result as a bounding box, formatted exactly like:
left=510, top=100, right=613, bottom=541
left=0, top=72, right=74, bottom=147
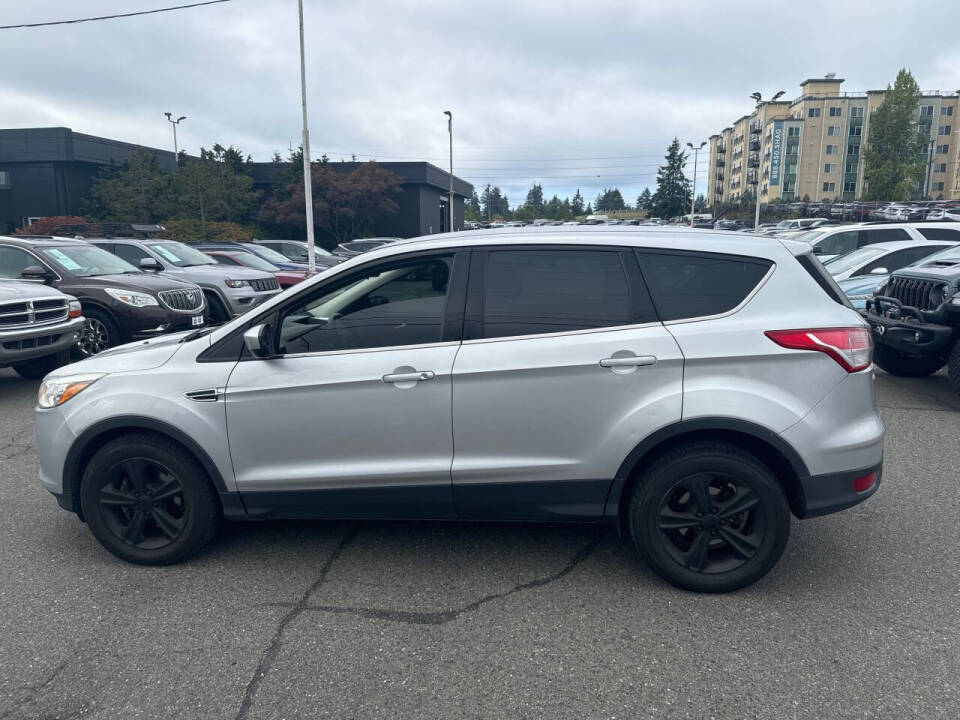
left=707, top=75, right=960, bottom=205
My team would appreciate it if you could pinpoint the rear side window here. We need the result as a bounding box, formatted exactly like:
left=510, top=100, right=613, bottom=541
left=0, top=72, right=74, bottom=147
left=861, top=228, right=911, bottom=244
left=471, top=248, right=653, bottom=339
left=635, top=250, right=772, bottom=321
left=917, top=227, right=960, bottom=241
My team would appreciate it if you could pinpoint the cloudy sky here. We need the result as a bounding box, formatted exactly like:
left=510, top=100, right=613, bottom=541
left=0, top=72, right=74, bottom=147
left=2, top=0, right=959, bottom=207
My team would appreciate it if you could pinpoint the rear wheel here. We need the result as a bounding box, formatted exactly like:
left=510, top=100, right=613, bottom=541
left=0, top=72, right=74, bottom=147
left=874, top=345, right=944, bottom=378
left=12, top=349, right=71, bottom=380
left=79, top=433, right=220, bottom=565
left=628, top=441, right=790, bottom=593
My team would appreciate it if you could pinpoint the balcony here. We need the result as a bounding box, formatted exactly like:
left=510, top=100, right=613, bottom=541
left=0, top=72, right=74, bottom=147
left=747, top=152, right=760, bottom=168
left=749, top=139, right=761, bottom=151
left=747, top=170, right=758, bottom=185
left=716, top=171, right=725, bottom=181
left=750, top=121, right=762, bottom=134
left=716, top=143, right=726, bottom=154
left=715, top=158, right=726, bottom=168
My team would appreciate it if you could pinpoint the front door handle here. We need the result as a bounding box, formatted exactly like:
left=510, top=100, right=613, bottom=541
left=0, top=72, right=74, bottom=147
left=381, top=370, right=435, bottom=383
left=599, top=356, right=657, bottom=368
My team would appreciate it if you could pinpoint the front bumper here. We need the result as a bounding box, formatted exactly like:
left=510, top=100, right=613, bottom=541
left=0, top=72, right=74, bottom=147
left=863, top=297, right=954, bottom=357
left=0, top=317, right=84, bottom=365
left=223, top=288, right=282, bottom=317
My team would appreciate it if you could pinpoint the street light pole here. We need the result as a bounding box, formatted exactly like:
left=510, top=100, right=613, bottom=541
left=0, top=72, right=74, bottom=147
left=686, top=141, right=706, bottom=227
left=750, top=90, right=785, bottom=229
left=164, top=112, right=186, bottom=168
left=444, top=111, right=453, bottom=232
left=298, top=0, right=316, bottom=273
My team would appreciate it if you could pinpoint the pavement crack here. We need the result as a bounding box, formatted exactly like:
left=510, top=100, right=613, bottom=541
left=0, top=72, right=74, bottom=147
left=263, top=530, right=606, bottom=627
left=0, top=659, right=68, bottom=720
left=234, top=523, right=360, bottom=720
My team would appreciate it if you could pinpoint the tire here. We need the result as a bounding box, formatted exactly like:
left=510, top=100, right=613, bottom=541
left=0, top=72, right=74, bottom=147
left=73, top=307, right=119, bottom=358
left=628, top=441, right=790, bottom=593
left=79, top=432, right=220, bottom=565
left=947, top=342, right=960, bottom=396
left=12, top=349, right=71, bottom=380
left=203, top=292, right=230, bottom=325
left=873, top=345, right=944, bottom=378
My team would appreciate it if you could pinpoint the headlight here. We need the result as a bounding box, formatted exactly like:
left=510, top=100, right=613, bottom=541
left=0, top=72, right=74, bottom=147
left=68, top=300, right=82, bottom=318
left=103, top=288, right=158, bottom=307
left=225, top=279, right=249, bottom=288
left=38, top=373, right=106, bottom=408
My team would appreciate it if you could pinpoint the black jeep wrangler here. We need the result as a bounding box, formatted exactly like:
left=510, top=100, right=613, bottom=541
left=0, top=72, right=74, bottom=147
left=865, top=244, right=960, bottom=391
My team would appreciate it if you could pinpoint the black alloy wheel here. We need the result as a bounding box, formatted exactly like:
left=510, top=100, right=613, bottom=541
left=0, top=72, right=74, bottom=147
left=97, top=458, right=186, bottom=549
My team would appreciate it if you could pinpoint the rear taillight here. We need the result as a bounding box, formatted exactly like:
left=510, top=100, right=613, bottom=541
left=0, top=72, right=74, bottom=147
left=765, top=327, right=873, bottom=372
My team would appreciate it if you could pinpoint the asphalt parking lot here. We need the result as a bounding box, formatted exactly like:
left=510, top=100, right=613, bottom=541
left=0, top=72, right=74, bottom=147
left=1, top=368, right=959, bottom=720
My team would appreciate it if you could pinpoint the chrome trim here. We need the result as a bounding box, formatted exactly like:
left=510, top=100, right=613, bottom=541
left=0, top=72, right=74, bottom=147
left=185, top=388, right=223, bottom=402
left=460, top=320, right=662, bottom=346
left=279, top=340, right=460, bottom=360
left=158, top=288, right=205, bottom=313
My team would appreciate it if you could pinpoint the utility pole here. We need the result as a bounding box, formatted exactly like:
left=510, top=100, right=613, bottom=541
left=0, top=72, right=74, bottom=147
left=298, top=0, right=316, bottom=273
left=749, top=90, right=785, bottom=229
left=164, top=112, right=186, bottom=168
left=686, top=141, right=706, bottom=227
left=444, top=111, right=454, bottom=232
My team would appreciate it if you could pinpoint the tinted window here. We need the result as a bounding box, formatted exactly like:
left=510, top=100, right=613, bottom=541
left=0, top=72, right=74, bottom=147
left=860, top=228, right=911, bottom=245
left=279, top=256, right=451, bottom=354
left=112, top=243, right=151, bottom=266
left=917, top=227, right=960, bottom=242
left=0, top=245, right=43, bottom=278
left=862, top=245, right=950, bottom=274
left=815, top=231, right=859, bottom=256
left=636, top=251, right=772, bottom=321
left=477, top=249, right=645, bottom=338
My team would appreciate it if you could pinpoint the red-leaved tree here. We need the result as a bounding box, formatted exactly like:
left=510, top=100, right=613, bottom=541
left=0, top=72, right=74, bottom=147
left=13, top=216, right=89, bottom=236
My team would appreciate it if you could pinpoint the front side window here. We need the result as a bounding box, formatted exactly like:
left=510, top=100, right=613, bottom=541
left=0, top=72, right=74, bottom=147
left=245, top=244, right=293, bottom=265
left=279, top=256, right=452, bottom=354
left=636, top=251, right=771, bottom=322
left=0, top=245, right=43, bottom=278
left=475, top=249, right=647, bottom=339
left=39, top=245, right=137, bottom=277
left=112, top=243, right=151, bottom=267
left=815, top=231, right=859, bottom=256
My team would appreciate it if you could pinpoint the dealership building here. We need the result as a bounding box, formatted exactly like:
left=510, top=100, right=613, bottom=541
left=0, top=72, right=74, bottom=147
left=0, top=127, right=471, bottom=237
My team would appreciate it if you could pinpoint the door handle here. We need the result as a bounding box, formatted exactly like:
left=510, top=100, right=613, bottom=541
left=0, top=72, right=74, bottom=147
left=599, top=356, right=657, bottom=368
left=381, top=370, right=435, bottom=383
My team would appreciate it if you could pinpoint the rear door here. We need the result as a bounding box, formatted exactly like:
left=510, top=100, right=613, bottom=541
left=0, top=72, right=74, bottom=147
left=450, top=245, right=683, bottom=520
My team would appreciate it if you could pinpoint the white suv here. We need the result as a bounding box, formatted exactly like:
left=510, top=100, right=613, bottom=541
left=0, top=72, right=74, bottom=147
left=34, top=227, right=884, bottom=592
left=794, top=222, right=960, bottom=262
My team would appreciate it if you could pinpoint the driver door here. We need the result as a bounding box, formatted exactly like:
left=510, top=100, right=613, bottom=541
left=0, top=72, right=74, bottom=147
left=224, top=250, right=467, bottom=519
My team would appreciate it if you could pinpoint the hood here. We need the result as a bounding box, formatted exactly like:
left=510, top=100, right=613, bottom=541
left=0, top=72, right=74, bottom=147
left=893, top=262, right=960, bottom=282
left=837, top=275, right=888, bottom=295
left=65, top=272, right=199, bottom=293
left=0, top=279, right=68, bottom=302
left=48, top=331, right=202, bottom=377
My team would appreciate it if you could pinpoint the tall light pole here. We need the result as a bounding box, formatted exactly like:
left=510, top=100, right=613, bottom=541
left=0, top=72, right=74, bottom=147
left=298, top=0, right=316, bottom=272
left=444, top=110, right=453, bottom=232
left=164, top=112, right=186, bottom=167
left=686, top=140, right=706, bottom=227
left=750, top=90, right=785, bottom=229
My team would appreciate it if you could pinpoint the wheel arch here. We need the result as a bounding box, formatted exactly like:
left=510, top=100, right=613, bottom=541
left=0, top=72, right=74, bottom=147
left=63, top=416, right=238, bottom=520
left=607, top=417, right=810, bottom=537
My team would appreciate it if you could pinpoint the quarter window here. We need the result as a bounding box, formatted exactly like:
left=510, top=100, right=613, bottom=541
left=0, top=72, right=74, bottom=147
left=278, top=256, right=452, bottom=354
left=635, top=251, right=771, bottom=322
left=918, top=227, right=960, bottom=241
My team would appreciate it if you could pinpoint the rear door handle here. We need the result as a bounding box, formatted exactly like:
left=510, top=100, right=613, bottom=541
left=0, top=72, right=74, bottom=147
left=381, top=370, right=435, bottom=383
left=599, top=356, right=657, bottom=368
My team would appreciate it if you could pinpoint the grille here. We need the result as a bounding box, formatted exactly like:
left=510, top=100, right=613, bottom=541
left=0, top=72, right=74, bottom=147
left=886, top=277, right=942, bottom=311
left=158, top=288, right=204, bottom=312
left=3, top=333, right=63, bottom=351
left=251, top=277, right=280, bottom=292
left=0, top=297, right=68, bottom=328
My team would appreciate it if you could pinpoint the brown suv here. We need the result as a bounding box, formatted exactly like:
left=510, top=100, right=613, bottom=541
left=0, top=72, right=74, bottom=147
left=0, top=237, right=206, bottom=356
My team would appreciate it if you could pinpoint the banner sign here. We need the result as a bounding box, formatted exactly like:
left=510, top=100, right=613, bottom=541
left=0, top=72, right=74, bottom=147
left=769, top=121, right=784, bottom=186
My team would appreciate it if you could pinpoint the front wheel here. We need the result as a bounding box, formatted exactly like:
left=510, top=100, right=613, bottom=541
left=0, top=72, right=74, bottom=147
left=874, top=345, right=944, bottom=378
left=74, top=307, right=119, bottom=358
left=628, top=441, right=790, bottom=593
left=79, top=433, right=220, bottom=565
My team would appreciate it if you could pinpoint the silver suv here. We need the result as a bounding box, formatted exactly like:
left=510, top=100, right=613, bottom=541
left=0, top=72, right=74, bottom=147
left=34, top=227, right=884, bottom=592
left=89, top=239, right=282, bottom=322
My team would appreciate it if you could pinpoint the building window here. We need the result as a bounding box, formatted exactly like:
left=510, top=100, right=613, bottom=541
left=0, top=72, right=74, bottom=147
left=808, top=108, right=821, bottom=118
left=829, top=107, right=842, bottom=117
left=825, top=145, right=838, bottom=155
left=0, top=171, right=10, bottom=189
left=845, top=161, right=859, bottom=173
left=938, top=125, right=952, bottom=135
left=937, top=144, right=949, bottom=154
left=823, top=182, right=836, bottom=192
left=934, top=163, right=948, bottom=173
left=921, top=105, right=934, bottom=117
left=824, top=163, right=837, bottom=173
left=844, top=181, right=857, bottom=192
left=849, top=125, right=862, bottom=136
left=787, top=126, right=801, bottom=137
left=932, top=182, right=945, bottom=191
left=942, top=106, right=954, bottom=116
left=851, top=107, right=865, bottom=118
left=827, top=125, right=841, bottom=136
left=847, top=144, right=860, bottom=155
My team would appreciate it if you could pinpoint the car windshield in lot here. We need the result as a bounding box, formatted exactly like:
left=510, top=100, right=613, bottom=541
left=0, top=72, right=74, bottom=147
left=243, top=244, right=293, bottom=264
left=39, top=245, right=139, bottom=276
left=792, top=229, right=827, bottom=244
left=824, top=246, right=886, bottom=275
left=214, top=252, right=279, bottom=272
left=147, top=241, right=217, bottom=267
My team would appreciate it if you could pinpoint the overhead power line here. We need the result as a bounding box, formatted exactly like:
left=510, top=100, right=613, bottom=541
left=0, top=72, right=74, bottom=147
left=317, top=150, right=694, bottom=163
left=0, top=0, right=232, bottom=30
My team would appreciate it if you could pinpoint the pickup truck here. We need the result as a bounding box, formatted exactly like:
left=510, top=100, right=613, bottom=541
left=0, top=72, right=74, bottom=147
left=0, top=281, right=83, bottom=379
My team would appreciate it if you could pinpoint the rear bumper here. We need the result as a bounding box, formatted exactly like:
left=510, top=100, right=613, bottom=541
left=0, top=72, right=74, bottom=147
left=797, top=460, right=882, bottom=518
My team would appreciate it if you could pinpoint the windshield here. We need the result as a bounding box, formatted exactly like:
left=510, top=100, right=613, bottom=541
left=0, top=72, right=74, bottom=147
left=792, top=229, right=826, bottom=244
left=244, top=244, right=292, bottom=264
left=776, top=220, right=795, bottom=229
left=148, top=242, right=217, bottom=267
left=825, top=246, right=886, bottom=275
left=231, top=253, right=279, bottom=272
left=40, top=245, right=138, bottom=276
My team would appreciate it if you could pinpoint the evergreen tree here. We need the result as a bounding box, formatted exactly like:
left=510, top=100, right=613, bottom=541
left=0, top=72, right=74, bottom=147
left=636, top=188, right=652, bottom=212
left=481, top=184, right=510, bottom=219
left=650, top=138, right=692, bottom=218
left=584, top=202, right=593, bottom=215
left=525, top=183, right=545, bottom=215
left=466, top=190, right=483, bottom=221
left=571, top=189, right=585, bottom=216
left=694, top=194, right=707, bottom=213
left=864, top=68, right=927, bottom=200
left=596, top=188, right=626, bottom=212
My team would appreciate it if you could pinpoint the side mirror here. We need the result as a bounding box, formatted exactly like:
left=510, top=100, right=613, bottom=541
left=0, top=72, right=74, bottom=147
left=140, top=257, right=162, bottom=271
left=869, top=267, right=888, bottom=275
left=21, top=265, right=53, bottom=284
left=243, top=324, right=276, bottom=359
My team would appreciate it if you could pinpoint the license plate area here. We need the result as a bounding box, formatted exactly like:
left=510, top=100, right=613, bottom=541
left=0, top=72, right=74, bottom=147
left=191, top=315, right=204, bottom=327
